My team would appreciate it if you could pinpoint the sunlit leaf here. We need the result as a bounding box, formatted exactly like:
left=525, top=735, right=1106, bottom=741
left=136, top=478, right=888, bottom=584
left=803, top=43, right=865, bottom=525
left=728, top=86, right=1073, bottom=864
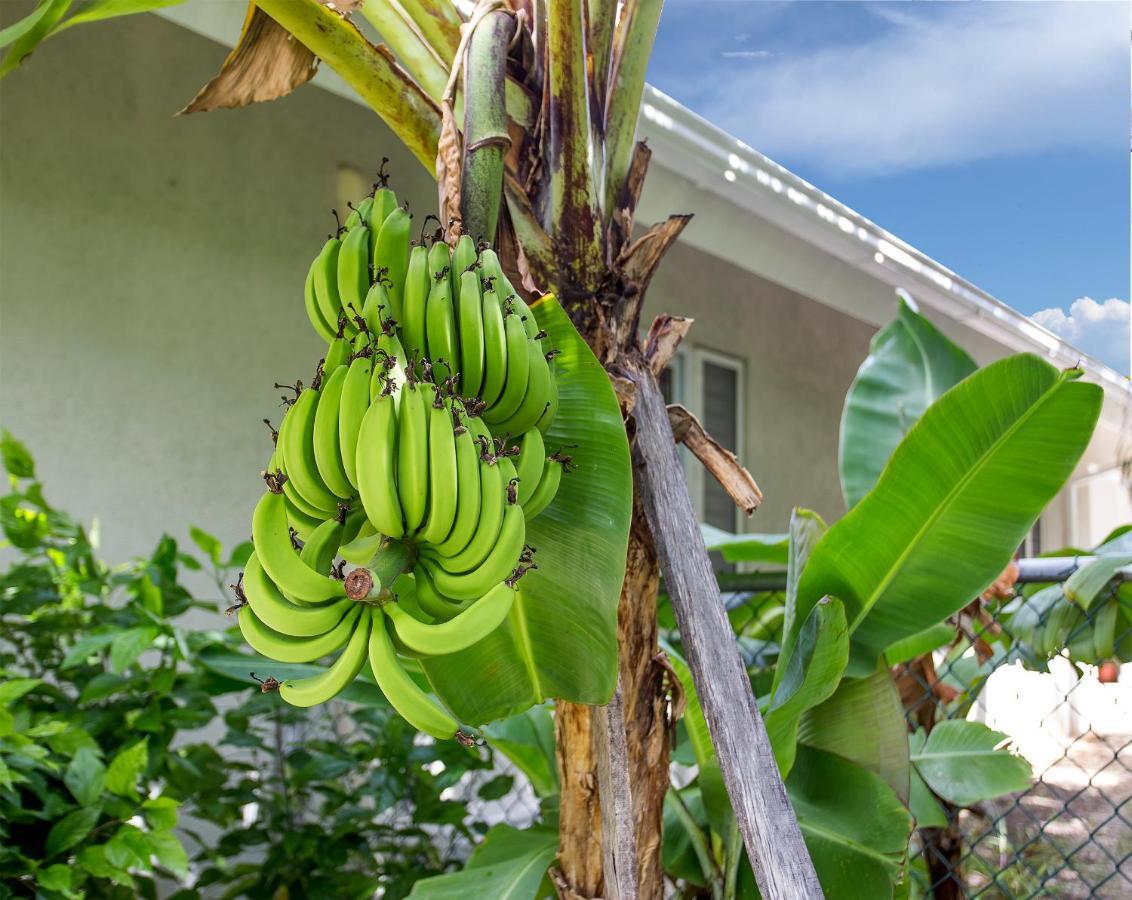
left=409, top=824, right=557, bottom=898
left=910, top=721, right=1031, bottom=807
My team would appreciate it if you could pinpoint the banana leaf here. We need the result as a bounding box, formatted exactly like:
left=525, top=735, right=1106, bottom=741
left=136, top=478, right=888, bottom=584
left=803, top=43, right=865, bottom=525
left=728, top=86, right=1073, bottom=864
left=482, top=704, right=559, bottom=799
left=786, top=745, right=913, bottom=898
left=701, top=525, right=789, bottom=566
left=798, top=667, right=910, bottom=804
left=839, top=296, right=976, bottom=510
left=420, top=295, right=631, bottom=723
left=409, top=824, right=557, bottom=898
left=1065, top=554, right=1132, bottom=611
left=795, top=354, right=1102, bottom=676
left=909, top=721, right=1031, bottom=807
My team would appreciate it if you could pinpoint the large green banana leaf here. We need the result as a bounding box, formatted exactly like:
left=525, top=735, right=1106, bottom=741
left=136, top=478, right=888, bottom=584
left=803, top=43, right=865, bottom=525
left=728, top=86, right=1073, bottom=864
left=795, top=354, right=1101, bottom=675
left=784, top=745, right=913, bottom=899
left=909, top=721, right=1031, bottom=808
left=797, top=667, right=910, bottom=804
left=839, top=297, right=976, bottom=510
left=409, top=824, right=558, bottom=899
left=420, top=296, right=631, bottom=723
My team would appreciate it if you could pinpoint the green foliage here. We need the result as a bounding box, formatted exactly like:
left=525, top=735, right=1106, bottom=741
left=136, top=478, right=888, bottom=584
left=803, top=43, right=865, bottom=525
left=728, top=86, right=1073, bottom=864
left=409, top=825, right=558, bottom=898
left=909, top=721, right=1032, bottom=808
left=838, top=295, right=977, bottom=510
left=0, top=434, right=500, bottom=898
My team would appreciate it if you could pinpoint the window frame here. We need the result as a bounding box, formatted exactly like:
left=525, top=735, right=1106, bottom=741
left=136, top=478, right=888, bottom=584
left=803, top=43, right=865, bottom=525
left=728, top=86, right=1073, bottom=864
left=689, top=346, right=746, bottom=534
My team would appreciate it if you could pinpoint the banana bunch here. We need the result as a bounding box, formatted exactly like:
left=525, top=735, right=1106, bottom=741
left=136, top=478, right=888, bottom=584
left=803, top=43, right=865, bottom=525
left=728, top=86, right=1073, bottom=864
left=228, top=183, right=576, bottom=738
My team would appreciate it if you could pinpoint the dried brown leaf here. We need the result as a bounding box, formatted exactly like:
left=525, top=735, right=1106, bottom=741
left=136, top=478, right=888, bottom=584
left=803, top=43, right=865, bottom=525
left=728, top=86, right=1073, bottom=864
left=436, top=101, right=464, bottom=241
left=179, top=3, right=321, bottom=115
left=666, top=403, right=763, bottom=514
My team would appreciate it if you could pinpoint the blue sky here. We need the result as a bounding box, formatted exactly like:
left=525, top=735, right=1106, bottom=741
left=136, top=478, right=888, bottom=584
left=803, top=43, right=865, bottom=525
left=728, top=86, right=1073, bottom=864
left=647, top=1, right=1130, bottom=372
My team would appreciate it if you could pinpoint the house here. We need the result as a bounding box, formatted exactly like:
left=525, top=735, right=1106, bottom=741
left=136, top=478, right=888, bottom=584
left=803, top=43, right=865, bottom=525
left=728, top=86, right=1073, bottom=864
left=1, top=6, right=1127, bottom=568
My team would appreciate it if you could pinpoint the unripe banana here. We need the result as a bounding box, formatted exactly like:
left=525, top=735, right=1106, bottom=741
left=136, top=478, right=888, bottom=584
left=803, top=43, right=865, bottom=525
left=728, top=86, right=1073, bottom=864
left=312, top=365, right=355, bottom=499
left=304, top=260, right=337, bottom=342
left=313, top=237, right=346, bottom=336
left=417, top=393, right=459, bottom=546
left=412, top=563, right=476, bottom=620
left=524, top=456, right=563, bottom=520
left=324, top=337, right=352, bottom=374
left=373, top=206, right=411, bottom=322
left=396, top=381, right=430, bottom=533
left=338, top=355, right=374, bottom=489
left=384, top=581, right=515, bottom=655
left=339, top=520, right=383, bottom=565
left=514, top=428, right=545, bottom=506
left=252, top=491, right=347, bottom=604
left=337, top=223, right=371, bottom=320
left=279, top=390, right=347, bottom=510
left=401, top=244, right=431, bottom=369
left=426, top=422, right=504, bottom=566
left=367, top=607, right=460, bottom=739
left=483, top=311, right=530, bottom=425
left=344, top=196, right=373, bottom=230
left=536, top=364, right=559, bottom=435
left=480, top=249, right=538, bottom=339
left=431, top=420, right=480, bottom=556
left=491, top=338, right=553, bottom=437
left=243, top=552, right=353, bottom=636
left=370, top=187, right=398, bottom=231
left=420, top=502, right=525, bottom=600
left=356, top=390, right=404, bottom=538
left=361, top=280, right=394, bottom=336
left=451, top=234, right=478, bottom=288
left=238, top=600, right=360, bottom=663
left=425, top=266, right=460, bottom=384
left=279, top=607, right=372, bottom=708
left=298, top=515, right=345, bottom=576
left=479, top=286, right=508, bottom=408
left=283, top=493, right=323, bottom=539
left=457, top=269, right=485, bottom=397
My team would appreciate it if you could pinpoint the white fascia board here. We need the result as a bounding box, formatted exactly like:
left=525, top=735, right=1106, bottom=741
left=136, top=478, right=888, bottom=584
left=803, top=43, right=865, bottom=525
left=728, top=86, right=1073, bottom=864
left=156, top=6, right=1129, bottom=412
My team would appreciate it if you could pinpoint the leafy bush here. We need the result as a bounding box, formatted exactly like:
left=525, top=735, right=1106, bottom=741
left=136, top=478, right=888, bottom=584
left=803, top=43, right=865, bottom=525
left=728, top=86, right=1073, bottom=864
left=0, top=432, right=496, bottom=899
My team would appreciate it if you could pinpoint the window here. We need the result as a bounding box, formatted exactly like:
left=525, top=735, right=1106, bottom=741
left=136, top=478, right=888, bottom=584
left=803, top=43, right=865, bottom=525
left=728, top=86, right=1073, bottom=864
left=691, top=349, right=744, bottom=535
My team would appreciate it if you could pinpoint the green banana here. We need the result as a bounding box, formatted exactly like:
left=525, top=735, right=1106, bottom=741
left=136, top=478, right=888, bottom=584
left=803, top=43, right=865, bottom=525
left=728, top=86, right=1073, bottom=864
left=420, top=502, right=525, bottom=600
left=491, top=339, right=553, bottom=437
left=367, top=608, right=460, bottom=739
left=535, top=364, right=559, bottom=435
left=370, top=330, right=408, bottom=403
left=252, top=491, right=346, bottom=604
left=283, top=493, right=323, bottom=539
left=480, top=285, right=508, bottom=407
left=279, top=390, right=346, bottom=509
left=344, top=196, right=373, bottom=230
left=279, top=607, right=372, bottom=707
left=480, top=249, right=538, bottom=339
left=338, top=355, right=374, bottom=489
left=514, top=428, right=545, bottom=506
left=369, top=188, right=398, bottom=231
left=397, top=381, right=430, bottom=534
left=412, top=563, right=477, bottom=620
left=427, top=422, right=504, bottom=565
left=356, top=390, right=404, bottom=538
left=298, top=515, right=344, bottom=576
left=311, top=365, right=355, bottom=499
left=418, top=393, right=459, bottom=546
left=238, top=603, right=361, bottom=663
left=425, top=267, right=460, bottom=384
left=324, top=337, right=352, bottom=373
left=339, top=520, right=383, bottom=565
left=373, top=206, right=411, bottom=322
left=304, top=259, right=337, bottom=342
left=337, top=223, right=371, bottom=320
left=243, top=552, right=353, bottom=636
left=483, top=311, right=530, bottom=424
left=523, top=456, right=563, bottom=520
left=384, top=581, right=515, bottom=655
left=431, top=420, right=480, bottom=556
left=452, top=234, right=478, bottom=288
left=401, top=244, right=430, bottom=368
left=361, top=280, right=394, bottom=335
left=342, top=504, right=368, bottom=546
left=457, top=269, right=485, bottom=397
left=312, top=237, right=345, bottom=336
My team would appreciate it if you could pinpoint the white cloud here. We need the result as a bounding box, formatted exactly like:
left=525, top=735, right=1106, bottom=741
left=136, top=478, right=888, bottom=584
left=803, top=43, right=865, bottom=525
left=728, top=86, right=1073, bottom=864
left=694, top=3, right=1128, bottom=175
left=1032, top=297, right=1130, bottom=373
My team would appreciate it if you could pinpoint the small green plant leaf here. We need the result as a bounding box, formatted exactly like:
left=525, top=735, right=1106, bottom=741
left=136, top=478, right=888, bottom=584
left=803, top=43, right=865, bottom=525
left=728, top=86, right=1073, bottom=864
left=189, top=526, right=222, bottom=565
left=105, top=739, right=147, bottom=798
left=910, top=721, right=1032, bottom=807
left=1065, top=554, right=1132, bottom=611
left=482, top=704, right=558, bottom=798
left=45, top=806, right=101, bottom=858
left=64, top=746, right=106, bottom=806
left=0, top=430, right=35, bottom=477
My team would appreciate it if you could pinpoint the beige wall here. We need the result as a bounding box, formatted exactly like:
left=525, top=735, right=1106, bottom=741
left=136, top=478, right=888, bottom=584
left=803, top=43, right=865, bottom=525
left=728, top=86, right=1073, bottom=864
left=0, top=13, right=434, bottom=566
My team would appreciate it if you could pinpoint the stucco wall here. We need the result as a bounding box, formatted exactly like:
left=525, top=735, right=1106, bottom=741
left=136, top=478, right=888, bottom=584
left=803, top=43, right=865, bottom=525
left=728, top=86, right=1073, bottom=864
left=0, top=13, right=435, bottom=566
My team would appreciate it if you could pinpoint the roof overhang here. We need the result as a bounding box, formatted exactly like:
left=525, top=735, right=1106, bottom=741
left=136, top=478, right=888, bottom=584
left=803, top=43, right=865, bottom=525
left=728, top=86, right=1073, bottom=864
left=158, top=4, right=1129, bottom=421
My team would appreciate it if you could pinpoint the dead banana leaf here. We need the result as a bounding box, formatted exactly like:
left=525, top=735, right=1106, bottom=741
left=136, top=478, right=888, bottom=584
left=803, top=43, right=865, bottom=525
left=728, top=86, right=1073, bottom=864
left=179, top=0, right=361, bottom=115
